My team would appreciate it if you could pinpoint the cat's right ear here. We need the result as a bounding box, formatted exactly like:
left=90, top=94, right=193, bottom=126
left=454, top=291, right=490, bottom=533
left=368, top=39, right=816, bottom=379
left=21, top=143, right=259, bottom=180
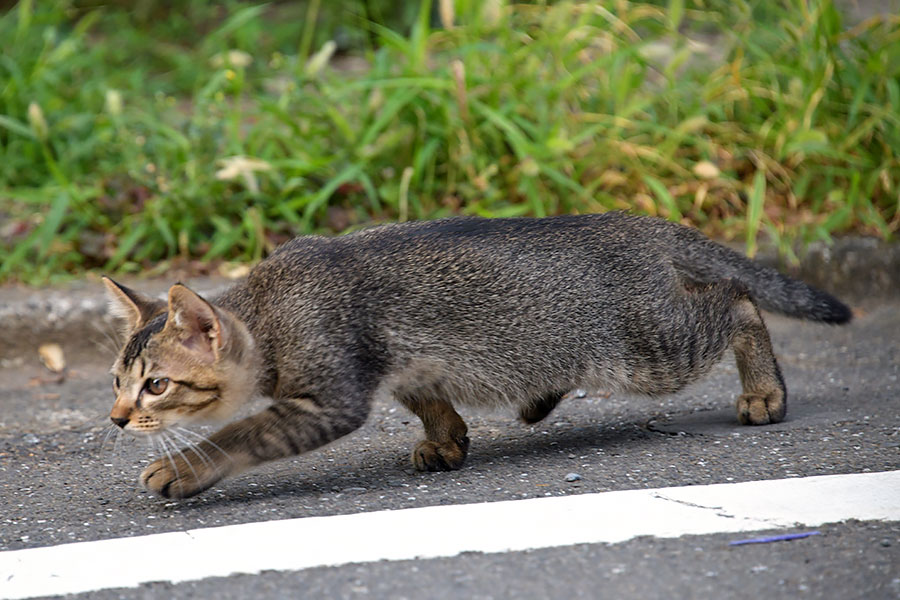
left=164, top=284, right=229, bottom=364
left=102, top=277, right=166, bottom=335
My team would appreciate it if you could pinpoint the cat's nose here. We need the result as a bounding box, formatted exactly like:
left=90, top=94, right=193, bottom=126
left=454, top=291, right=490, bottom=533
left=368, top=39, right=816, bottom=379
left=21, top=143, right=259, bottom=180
left=111, top=416, right=130, bottom=429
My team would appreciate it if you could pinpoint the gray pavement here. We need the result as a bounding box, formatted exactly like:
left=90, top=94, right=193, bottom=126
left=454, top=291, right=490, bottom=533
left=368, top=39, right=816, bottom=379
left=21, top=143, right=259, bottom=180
left=0, top=237, right=898, bottom=598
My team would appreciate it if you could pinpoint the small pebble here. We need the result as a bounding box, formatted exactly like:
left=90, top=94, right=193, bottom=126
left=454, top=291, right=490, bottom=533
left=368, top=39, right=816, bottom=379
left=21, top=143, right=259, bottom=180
left=880, top=539, right=891, bottom=547
left=23, top=433, right=40, bottom=445
left=565, top=472, right=582, bottom=482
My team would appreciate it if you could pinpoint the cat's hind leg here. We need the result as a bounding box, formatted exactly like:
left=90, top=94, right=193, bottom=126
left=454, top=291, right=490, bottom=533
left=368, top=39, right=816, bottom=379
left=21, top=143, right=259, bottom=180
left=399, top=394, right=470, bottom=472
left=642, top=278, right=787, bottom=426
left=684, top=279, right=787, bottom=425
left=729, top=294, right=787, bottom=425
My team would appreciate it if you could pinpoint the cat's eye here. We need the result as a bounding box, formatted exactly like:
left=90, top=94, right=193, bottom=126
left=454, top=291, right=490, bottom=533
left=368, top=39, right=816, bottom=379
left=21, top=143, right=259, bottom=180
left=112, top=376, right=120, bottom=392
left=145, top=377, right=169, bottom=395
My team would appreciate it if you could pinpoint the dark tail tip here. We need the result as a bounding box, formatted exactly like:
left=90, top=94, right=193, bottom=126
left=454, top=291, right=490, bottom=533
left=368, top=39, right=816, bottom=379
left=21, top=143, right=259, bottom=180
left=817, top=294, right=853, bottom=325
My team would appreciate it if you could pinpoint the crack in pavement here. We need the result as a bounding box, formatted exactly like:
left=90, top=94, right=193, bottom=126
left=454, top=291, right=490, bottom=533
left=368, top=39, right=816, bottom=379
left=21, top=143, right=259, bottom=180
left=651, top=493, right=737, bottom=520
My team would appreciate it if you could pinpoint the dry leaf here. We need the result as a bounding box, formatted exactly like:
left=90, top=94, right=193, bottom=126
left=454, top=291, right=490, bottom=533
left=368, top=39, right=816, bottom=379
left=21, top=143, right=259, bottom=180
left=598, top=170, right=628, bottom=188
left=219, top=262, right=251, bottom=280
left=693, top=160, right=720, bottom=179
left=28, top=373, right=65, bottom=387
left=38, top=343, right=66, bottom=373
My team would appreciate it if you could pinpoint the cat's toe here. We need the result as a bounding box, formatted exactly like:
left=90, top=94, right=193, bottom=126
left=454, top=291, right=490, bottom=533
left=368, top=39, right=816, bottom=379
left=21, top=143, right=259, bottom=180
left=411, top=437, right=469, bottom=472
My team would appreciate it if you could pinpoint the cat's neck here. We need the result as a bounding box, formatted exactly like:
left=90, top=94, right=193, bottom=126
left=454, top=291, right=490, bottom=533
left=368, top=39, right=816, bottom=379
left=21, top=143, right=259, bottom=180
left=212, top=279, right=277, bottom=395
left=213, top=279, right=257, bottom=328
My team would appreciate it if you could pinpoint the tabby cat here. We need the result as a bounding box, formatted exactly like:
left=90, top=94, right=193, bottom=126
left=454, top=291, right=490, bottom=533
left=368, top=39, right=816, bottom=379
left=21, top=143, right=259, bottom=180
left=104, top=213, right=851, bottom=498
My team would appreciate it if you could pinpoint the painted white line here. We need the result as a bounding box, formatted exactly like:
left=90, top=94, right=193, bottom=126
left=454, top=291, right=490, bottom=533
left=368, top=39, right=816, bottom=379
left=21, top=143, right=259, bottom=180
left=1, top=470, right=899, bottom=599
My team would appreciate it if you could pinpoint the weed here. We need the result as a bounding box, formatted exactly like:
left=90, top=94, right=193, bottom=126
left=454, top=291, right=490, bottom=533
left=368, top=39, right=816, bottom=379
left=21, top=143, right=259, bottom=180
left=0, top=0, right=897, bottom=283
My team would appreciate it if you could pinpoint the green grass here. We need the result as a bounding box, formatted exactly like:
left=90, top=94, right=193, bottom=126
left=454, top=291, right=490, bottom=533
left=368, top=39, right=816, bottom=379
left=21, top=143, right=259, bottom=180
left=1, top=0, right=898, bottom=283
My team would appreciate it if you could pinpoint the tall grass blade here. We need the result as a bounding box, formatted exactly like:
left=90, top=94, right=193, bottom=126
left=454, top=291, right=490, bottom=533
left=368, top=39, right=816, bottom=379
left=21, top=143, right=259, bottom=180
left=643, top=175, right=681, bottom=222
left=746, top=171, right=766, bottom=258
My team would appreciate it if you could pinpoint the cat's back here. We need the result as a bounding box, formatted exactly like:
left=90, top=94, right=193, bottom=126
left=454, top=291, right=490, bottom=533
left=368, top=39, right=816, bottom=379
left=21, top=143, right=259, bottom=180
left=270, top=213, right=668, bottom=271
left=346, top=212, right=646, bottom=254
left=248, top=212, right=675, bottom=308
left=274, top=212, right=656, bottom=253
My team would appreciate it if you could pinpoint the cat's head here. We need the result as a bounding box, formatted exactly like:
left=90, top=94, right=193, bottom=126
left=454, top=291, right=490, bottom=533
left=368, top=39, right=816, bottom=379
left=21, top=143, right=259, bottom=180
left=103, top=277, right=256, bottom=436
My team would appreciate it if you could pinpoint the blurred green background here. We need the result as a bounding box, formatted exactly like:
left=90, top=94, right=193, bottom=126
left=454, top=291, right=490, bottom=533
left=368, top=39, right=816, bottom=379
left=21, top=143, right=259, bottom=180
left=1, top=0, right=898, bottom=283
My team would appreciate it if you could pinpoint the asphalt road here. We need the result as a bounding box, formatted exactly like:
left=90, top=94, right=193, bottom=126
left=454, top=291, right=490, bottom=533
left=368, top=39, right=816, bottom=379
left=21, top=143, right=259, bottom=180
left=1, top=301, right=898, bottom=598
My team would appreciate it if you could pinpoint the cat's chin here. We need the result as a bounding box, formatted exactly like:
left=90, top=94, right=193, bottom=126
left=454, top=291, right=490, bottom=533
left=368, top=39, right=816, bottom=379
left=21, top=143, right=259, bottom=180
left=120, top=427, right=158, bottom=438
left=125, top=421, right=206, bottom=438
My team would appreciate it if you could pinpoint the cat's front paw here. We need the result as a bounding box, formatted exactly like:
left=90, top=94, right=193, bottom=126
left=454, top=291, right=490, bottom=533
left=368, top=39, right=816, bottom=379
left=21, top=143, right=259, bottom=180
left=140, top=454, right=224, bottom=499
left=412, top=436, right=470, bottom=472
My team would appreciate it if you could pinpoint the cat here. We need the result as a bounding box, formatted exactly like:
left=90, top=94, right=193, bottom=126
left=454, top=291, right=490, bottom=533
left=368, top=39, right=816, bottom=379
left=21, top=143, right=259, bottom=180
left=103, top=212, right=851, bottom=499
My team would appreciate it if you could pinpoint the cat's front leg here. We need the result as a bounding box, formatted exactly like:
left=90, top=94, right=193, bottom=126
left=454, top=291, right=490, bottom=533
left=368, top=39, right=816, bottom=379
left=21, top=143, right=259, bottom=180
left=142, top=394, right=371, bottom=499
left=398, top=394, right=470, bottom=471
left=140, top=445, right=235, bottom=499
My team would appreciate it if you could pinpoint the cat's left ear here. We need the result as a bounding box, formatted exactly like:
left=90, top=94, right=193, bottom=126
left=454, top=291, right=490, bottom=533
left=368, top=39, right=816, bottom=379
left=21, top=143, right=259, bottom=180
left=165, top=284, right=230, bottom=363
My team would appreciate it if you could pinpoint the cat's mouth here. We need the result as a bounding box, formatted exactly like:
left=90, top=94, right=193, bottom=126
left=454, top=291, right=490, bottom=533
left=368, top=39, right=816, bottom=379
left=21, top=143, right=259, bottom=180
left=112, top=413, right=167, bottom=436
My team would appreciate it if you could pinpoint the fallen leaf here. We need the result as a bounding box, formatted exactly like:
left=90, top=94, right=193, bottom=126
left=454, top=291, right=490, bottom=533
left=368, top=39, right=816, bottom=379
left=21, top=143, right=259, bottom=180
left=693, top=160, right=721, bottom=179
left=38, top=343, right=66, bottom=373
left=218, top=262, right=251, bottom=280
left=29, top=373, right=66, bottom=387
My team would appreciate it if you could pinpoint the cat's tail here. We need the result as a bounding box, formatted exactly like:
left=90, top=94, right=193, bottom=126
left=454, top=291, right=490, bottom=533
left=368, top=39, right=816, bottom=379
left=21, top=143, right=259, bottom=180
left=671, top=228, right=852, bottom=324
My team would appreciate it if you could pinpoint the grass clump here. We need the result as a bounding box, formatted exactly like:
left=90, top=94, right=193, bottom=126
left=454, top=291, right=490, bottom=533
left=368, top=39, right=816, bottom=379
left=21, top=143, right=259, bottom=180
left=0, top=0, right=898, bottom=283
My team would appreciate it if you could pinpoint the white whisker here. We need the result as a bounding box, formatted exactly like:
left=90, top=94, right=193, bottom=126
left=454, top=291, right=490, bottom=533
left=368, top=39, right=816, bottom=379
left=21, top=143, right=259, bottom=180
left=168, top=428, right=214, bottom=470
left=163, top=433, right=200, bottom=481
left=156, top=436, right=182, bottom=494
left=163, top=432, right=200, bottom=482
left=113, top=425, right=125, bottom=458
left=93, top=321, right=122, bottom=357
left=100, top=424, right=118, bottom=454
left=92, top=338, right=119, bottom=359
left=100, top=425, right=122, bottom=466
left=175, top=427, right=232, bottom=463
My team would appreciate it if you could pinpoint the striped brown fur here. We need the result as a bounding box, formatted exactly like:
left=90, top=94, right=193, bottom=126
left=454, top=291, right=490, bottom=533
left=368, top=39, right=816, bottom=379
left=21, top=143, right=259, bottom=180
left=103, top=213, right=850, bottom=498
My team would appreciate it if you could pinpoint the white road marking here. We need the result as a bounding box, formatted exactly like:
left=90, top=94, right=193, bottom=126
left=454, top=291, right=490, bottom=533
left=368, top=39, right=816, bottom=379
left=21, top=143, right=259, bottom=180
left=1, top=470, right=898, bottom=599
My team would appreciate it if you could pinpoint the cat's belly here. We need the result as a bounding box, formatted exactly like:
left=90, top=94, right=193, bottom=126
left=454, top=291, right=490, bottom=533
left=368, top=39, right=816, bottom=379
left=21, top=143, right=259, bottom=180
left=372, top=355, right=633, bottom=409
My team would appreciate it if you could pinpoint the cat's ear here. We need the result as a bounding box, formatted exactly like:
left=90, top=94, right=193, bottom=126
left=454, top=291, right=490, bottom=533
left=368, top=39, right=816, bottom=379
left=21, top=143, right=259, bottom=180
left=102, top=277, right=166, bottom=335
left=165, top=284, right=229, bottom=363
